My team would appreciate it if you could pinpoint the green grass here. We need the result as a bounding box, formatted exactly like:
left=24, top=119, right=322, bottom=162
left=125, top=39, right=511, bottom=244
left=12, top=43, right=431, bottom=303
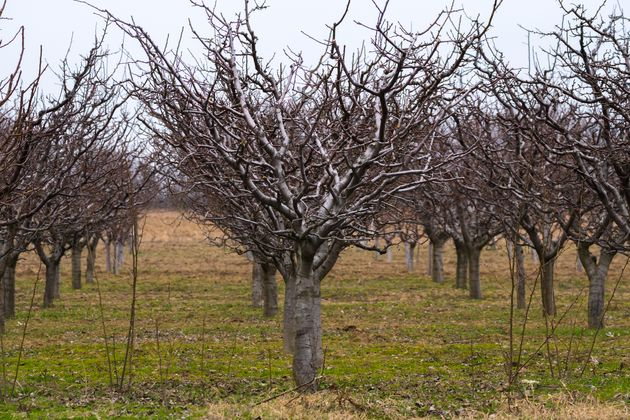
left=0, top=211, right=628, bottom=418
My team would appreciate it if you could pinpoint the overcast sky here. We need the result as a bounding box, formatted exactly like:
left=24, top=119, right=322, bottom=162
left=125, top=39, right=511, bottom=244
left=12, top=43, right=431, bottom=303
left=1, top=0, right=627, bottom=92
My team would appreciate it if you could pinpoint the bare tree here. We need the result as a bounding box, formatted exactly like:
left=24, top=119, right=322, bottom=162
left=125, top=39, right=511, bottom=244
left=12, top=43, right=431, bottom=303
left=92, top=0, right=500, bottom=390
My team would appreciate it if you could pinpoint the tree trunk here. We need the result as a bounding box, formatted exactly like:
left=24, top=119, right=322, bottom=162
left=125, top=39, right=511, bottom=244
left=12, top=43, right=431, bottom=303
left=86, top=236, right=98, bottom=284
left=3, top=252, right=18, bottom=319
left=431, top=240, right=445, bottom=283
left=116, top=240, right=125, bottom=270
left=53, top=261, right=61, bottom=299
left=44, top=261, right=57, bottom=308
left=251, top=262, right=264, bottom=307
left=261, top=263, right=278, bottom=317
left=576, top=254, right=583, bottom=273
left=577, top=244, right=614, bottom=329
left=515, top=242, right=526, bottom=310
left=454, top=241, right=468, bottom=289
left=0, top=224, right=18, bottom=333
left=283, top=273, right=297, bottom=354
left=468, top=247, right=482, bottom=299
left=292, top=247, right=322, bottom=392
left=386, top=246, right=393, bottom=263
left=113, top=240, right=123, bottom=275
left=427, top=242, right=433, bottom=276
left=540, top=256, right=556, bottom=316
left=105, top=238, right=112, bottom=273
left=71, top=242, right=83, bottom=290
left=404, top=241, right=416, bottom=273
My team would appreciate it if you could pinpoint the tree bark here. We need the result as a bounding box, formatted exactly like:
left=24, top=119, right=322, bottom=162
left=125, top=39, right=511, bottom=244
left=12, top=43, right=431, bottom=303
left=576, top=254, right=583, bottom=273
left=113, top=240, right=124, bottom=275
left=427, top=241, right=433, bottom=276
left=115, top=240, right=125, bottom=273
left=468, top=247, right=482, bottom=299
left=404, top=241, right=416, bottom=273
left=283, top=273, right=297, bottom=354
left=3, top=252, right=18, bottom=319
left=35, top=241, right=64, bottom=307
left=454, top=240, right=468, bottom=289
left=71, top=242, right=83, bottom=290
left=43, top=261, right=58, bottom=308
left=53, top=261, right=61, bottom=299
left=0, top=224, right=18, bottom=333
left=540, top=256, right=556, bottom=316
left=292, top=243, right=322, bottom=392
left=251, top=262, right=263, bottom=307
left=515, top=242, right=526, bottom=310
left=105, top=238, right=112, bottom=273
left=261, top=263, right=278, bottom=317
left=431, top=239, right=446, bottom=283
left=577, top=244, right=615, bottom=329
left=86, top=235, right=98, bottom=284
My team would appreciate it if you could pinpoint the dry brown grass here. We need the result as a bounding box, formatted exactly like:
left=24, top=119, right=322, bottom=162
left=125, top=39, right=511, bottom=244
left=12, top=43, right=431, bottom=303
left=204, top=392, right=630, bottom=419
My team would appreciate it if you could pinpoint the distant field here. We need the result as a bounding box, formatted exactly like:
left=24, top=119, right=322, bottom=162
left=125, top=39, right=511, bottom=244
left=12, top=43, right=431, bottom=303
left=0, top=210, right=628, bottom=418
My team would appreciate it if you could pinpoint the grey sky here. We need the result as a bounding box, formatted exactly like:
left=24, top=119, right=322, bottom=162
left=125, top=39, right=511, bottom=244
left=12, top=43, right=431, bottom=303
left=1, top=0, right=627, bottom=91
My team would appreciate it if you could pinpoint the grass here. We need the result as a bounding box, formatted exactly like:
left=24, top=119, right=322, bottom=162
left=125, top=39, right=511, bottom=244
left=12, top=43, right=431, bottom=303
left=0, top=210, right=628, bottom=418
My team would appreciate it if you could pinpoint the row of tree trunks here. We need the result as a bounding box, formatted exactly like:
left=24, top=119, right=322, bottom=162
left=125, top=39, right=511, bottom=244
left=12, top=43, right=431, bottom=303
left=374, top=235, right=609, bottom=329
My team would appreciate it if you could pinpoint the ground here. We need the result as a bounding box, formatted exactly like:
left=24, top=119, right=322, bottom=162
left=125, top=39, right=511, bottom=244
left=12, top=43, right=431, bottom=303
left=0, top=210, right=628, bottom=418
